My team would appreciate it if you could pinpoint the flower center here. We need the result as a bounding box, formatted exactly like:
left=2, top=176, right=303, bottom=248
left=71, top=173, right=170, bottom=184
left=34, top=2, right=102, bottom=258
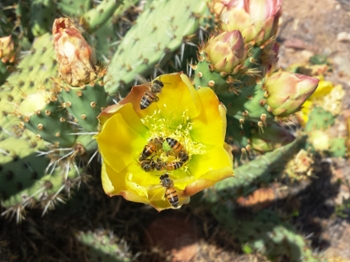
left=140, top=109, right=206, bottom=171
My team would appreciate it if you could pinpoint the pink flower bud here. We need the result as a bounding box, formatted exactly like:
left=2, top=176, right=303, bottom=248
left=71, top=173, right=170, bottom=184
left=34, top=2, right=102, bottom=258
left=52, top=18, right=96, bottom=86
left=205, top=30, right=246, bottom=73
left=212, top=0, right=282, bottom=44
left=264, top=72, right=319, bottom=117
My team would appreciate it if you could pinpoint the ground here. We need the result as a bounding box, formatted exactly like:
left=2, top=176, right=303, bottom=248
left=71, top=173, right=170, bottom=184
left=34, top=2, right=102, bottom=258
left=277, top=0, right=350, bottom=260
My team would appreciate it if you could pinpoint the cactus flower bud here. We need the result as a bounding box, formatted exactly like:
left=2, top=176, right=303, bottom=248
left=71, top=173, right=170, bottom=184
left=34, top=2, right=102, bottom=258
left=245, top=0, right=282, bottom=43
left=205, top=30, right=246, bottom=74
left=264, top=72, right=319, bottom=117
left=0, top=35, right=15, bottom=63
left=52, top=18, right=96, bottom=86
left=212, top=0, right=282, bottom=44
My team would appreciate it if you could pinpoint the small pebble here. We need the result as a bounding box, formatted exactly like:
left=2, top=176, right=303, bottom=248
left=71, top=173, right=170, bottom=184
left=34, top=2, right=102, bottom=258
left=337, top=32, right=350, bottom=42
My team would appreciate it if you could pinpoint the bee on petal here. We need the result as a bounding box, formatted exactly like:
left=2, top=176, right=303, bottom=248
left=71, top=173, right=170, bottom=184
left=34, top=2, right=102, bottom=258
left=160, top=173, right=179, bottom=208
left=165, top=137, right=189, bottom=163
left=139, top=137, right=164, bottom=161
left=140, top=79, right=164, bottom=110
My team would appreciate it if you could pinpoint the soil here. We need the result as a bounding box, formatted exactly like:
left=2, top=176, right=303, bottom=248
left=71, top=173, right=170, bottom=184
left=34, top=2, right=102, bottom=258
left=275, top=0, right=350, bottom=260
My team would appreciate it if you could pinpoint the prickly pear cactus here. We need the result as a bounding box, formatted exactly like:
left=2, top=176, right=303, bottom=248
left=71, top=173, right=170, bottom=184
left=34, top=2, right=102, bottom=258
left=305, top=106, right=347, bottom=157
left=76, top=231, right=132, bottom=262
left=104, top=0, right=212, bottom=96
left=0, top=0, right=327, bottom=261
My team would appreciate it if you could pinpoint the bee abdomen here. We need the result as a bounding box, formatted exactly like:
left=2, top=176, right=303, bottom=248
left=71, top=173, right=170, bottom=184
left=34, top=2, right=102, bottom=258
left=140, top=95, right=151, bottom=110
left=165, top=137, right=178, bottom=148
left=165, top=161, right=183, bottom=170
left=165, top=189, right=179, bottom=207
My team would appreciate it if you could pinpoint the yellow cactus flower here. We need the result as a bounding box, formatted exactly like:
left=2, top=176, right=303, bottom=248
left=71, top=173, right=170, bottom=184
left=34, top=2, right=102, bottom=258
left=95, top=73, right=233, bottom=211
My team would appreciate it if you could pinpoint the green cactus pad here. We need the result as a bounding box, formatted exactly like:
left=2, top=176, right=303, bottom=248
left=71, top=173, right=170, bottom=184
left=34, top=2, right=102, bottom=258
left=56, top=0, right=92, bottom=17
left=205, top=137, right=304, bottom=203
left=305, top=106, right=335, bottom=132
left=225, top=115, right=252, bottom=151
left=30, top=0, right=57, bottom=37
left=218, top=83, right=275, bottom=124
left=328, top=137, right=347, bottom=158
left=104, top=0, right=210, bottom=96
left=210, top=207, right=318, bottom=262
left=81, top=0, right=121, bottom=34
left=57, top=78, right=108, bottom=132
left=1, top=33, right=57, bottom=115
left=18, top=90, right=77, bottom=148
left=76, top=230, right=132, bottom=262
left=250, top=123, right=295, bottom=153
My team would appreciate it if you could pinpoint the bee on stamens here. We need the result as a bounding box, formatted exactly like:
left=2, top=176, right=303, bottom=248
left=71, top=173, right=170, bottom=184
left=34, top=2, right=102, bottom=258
left=165, top=137, right=189, bottom=165
left=139, top=137, right=164, bottom=161
left=140, top=79, right=164, bottom=110
left=160, top=173, right=179, bottom=208
left=164, top=161, right=184, bottom=171
left=140, top=159, right=156, bottom=172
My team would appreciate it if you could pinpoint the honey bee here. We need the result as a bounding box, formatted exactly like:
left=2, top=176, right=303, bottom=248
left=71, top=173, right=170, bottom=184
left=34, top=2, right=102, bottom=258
left=160, top=173, right=179, bottom=208
left=139, top=137, right=164, bottom=161
left=140, top=158, right=164, bottom=172
left=164, top=161, right=184, bottom=171
left=140, top=159, right=155, bottom=172
left=140, top=79, right=164, bottom=110
left=154, top=158, right=165, bottom=171
left=165, top=137, right=189, bottom=162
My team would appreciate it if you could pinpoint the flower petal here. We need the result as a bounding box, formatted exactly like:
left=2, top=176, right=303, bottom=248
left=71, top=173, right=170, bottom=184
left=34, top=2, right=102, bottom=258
left=148, top=183, right=191, bottom=211
left=119, top=83, right=152, bottom=119
left=184, top=166, right=234, bottom=197
left=190, top=87, right=227, bottom=146
left=155, top=73, right=201, bottom=121
left=96, top=103, right=149, bottom=172
left=101, top=161, right=150, bottom=204
left=188, top=145, right=233, bottom=179
left=97, top=103, right=123, bottom=126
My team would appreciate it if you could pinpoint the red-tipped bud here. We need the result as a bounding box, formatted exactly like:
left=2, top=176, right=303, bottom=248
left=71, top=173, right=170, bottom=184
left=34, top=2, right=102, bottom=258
left=52, top=18, right=96, bottom=86
left=245, top=0, right=282, bottom=42
left=212, top=0, right=282, bottom=45
left=264, top=72, right=319, bottom=117
left=205, top=30, right=246, bottom=73
left=0, top=35, right=15, bottom=63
